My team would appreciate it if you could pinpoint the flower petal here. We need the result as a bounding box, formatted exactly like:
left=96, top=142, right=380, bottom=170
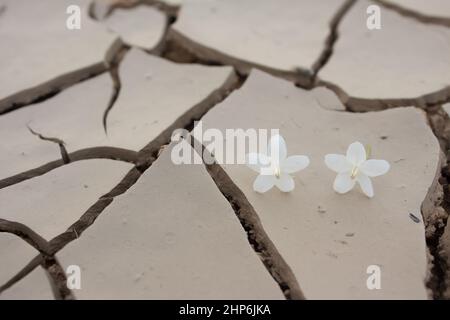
left=333, top=172, right=356, bottom=194
left=253, top=174, right=276, bottom=193
left=268, top=134, right=287, bottom=164
left=357, top=174, right=374, bottom=198
left=282, top=155, right=310, bottom=173
left=360, top=159, right=390, bottom=177
left=324, top=154, right=352, bottom=173
left=274, top=173, right=295, bottom=192
left=346, top=141, right=366, bottom=166
left=246, top=153, right=270, bottom=173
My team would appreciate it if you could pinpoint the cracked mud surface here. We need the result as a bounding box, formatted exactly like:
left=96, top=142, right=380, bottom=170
left=1, top=0, right=450, bottom=300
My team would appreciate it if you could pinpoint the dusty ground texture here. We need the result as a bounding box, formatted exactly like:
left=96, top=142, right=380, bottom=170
left=0, top=0, right=450, bottom=299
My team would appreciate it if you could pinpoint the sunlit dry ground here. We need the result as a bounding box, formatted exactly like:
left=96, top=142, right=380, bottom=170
left=1, top=0, right=450, bottom=299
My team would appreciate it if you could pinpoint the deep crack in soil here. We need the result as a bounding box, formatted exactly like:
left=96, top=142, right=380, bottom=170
left=27, top=126, right=70, bottom=164
left=188, top=137, right=306, bottom=300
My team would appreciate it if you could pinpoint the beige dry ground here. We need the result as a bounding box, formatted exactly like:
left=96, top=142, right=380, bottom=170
left=0, top=0, right=450, bottom=300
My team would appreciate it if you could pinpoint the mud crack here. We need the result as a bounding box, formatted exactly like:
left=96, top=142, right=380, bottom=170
left=42, top=256, right=75, bottom=300
left=102, top=44, right=130, bottom=133
left=187, top=136, right=305, bottom=300
left=0, top=218, right=50, bottom=255
left=27, top=126, right=70, bottom=164
left=315, top=79, right=450, bottom=113
left=0, top=146, right=138, bottom=190
left=374, top=0, right=450, bottom=28
left=311, top=0, right=357, bottom=84
left=427, top=105, right=450, bottom=298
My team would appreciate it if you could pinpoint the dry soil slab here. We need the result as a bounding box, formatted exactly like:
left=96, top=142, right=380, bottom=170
left=94, top=4, right=166, bottom=50
left=0, top=0, right=119, bottom=113
left=171, top=0, right=345, bottom=82
left=319, top=0, right=450, bottom=108
left=56, top=144, right=283, bottom=299
left=0, top=49, right=234, bottom=179
left=198, top=70, right=441, bottom=299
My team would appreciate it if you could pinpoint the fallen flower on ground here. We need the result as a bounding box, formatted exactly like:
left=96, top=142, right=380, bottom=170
left=325, top=141, right=390, bottom=198
left=246, top=134, right=310, bottom=193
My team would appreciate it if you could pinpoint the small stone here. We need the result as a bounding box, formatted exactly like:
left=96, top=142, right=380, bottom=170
left=409, top=213, right=421, bottom=223
left=345, top=233, right=355, bottom=237
left=317, top=205, right=327, bottom=214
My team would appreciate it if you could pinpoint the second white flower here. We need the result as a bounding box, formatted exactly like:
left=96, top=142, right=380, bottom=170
left=324, top=141, right=390, bottom=198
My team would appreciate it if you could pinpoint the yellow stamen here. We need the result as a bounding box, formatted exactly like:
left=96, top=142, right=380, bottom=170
left=274, top=167, right=281, bottom=178
left=365, top=144, right=372, bottom=159
left=350, top=166, right=359, bottom=179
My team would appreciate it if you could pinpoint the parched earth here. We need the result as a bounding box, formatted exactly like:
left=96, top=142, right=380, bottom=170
left=0, top=0, right=450, bottom=300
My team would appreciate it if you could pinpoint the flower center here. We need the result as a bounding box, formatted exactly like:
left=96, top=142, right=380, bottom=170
left=350, top=166, right=359, bottom=179
left=274, top=166, right=281, bottom=179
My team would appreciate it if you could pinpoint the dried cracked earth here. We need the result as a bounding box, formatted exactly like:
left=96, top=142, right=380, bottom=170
left=1, top=0, right=450, bottom=300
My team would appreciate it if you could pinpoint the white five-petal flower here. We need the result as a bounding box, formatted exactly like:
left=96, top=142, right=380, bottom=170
left=246, top=134, right=310, bottom=193
left=324, top=141, right=390, bottom=198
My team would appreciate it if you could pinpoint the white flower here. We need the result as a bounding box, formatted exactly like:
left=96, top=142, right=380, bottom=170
left=246, top=134, right=310, bottom=193
left=324, top=141, right=390, bottom=198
